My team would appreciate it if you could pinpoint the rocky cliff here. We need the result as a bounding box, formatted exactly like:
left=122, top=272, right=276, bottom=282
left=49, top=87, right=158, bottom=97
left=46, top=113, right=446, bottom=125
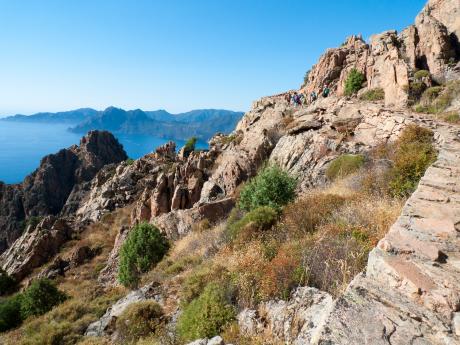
left=0, top=130, right=127, bottom=254
left=302, top=0, right=460, bottom=107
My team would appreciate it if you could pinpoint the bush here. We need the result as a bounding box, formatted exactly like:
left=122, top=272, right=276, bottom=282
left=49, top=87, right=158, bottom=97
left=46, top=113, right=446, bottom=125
left=326, top=154, right=365, bottom=180
left=118, top=223, right=169, bottom=288
left=125, top=158, right=135, bottom=165
left=20, top=279, right=67, bottom=319
left=0, top=268, right=17, bottom=296
left=183, top=137, right=197, bottom=154
left=389, top=125, right=437, bottom=197
left=181, top=264, right=230, bottom=306
left=359, top=88, right=385, bottom=101
left=344, top=69, right=366, bottom=96
left=115, top=300, right=163, bottom=343
left=282, top=193, right=347, bottom=236
left=239, top=165, right=297, bottom=212
left=177, top=283, right=236, bottom=341
left=303, top=224, right=371, bottom=296
left=0, top=294, right=22, bottom=332
left=414, top=69, right=430, bottom=80
left=406, top=81, right=426, bottom=101
left=226, top=206, right=278, bottom=242
left=260, top=246, right=304, bottom=300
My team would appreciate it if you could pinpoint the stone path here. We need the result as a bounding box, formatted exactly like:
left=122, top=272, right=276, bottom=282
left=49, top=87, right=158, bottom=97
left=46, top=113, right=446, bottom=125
left=313, top=119, right=460, bottom=344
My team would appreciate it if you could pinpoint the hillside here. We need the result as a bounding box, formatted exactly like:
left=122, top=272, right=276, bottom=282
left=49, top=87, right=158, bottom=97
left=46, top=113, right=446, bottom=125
left=1, top=108, right=244, bottom=141
left=70, top=107, right=243, bottom=141
left=0, top=0, right=459, bottom=344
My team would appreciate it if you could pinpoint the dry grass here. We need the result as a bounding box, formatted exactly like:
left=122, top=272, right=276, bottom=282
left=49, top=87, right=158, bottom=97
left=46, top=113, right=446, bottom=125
left=0, top=207, right=132, bottom=345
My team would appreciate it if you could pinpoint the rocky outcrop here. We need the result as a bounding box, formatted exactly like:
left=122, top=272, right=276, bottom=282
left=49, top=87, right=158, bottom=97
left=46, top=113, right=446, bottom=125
left=238, top=287, right=333, bottom=344
left=302, top=0, right=459, bottom=106
left=187, top=336, right=227, bottom=345
left=269, top=97, right=411, bottom=191
left=309, top=119, right=460, bottom=344
left=0, top=216, right=71, bottom=281
left=85, top=282, right=163, bottom=337
left=0, top=131, right=127, bottom=255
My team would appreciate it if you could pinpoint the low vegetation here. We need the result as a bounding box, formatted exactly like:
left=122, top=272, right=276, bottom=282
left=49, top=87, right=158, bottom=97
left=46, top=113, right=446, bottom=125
left=238, top=165, right=297, bottom=212
left=359, top=88, right=385, bottom=101
left=118, top=223, right=169, bottom=288
left=414, top=80, right=460, bottom=114
left=115, top=300, right=164, bottom=343
left=387, top=124, right=437, bottom=197
left=326, top=154, right=365, bottom=180
left=413, top=69, right=430, bottom=80
left=344, top=68, right=366, bottom=96
left=177, top=283, right=236, bottom=342
left=0, top=279, right=67, bottom=333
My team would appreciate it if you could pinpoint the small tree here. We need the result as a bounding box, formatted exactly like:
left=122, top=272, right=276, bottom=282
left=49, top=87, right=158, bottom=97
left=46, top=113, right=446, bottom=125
left=183, top=137, right=197, bottom=155
left=118, top=223, right=169, bottom=288
left=239, top=165, right=297, bottom=212
left=20, top=279, right=67, bottom=319
left=344, top=68, right=366, bottom=96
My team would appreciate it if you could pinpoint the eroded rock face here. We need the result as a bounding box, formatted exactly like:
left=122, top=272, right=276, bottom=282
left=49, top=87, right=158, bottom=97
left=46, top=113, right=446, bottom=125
left=302, top=0, right=459, bottom=106
left=0, top=131, right=127, bottom=255
left=238, top=287, right=333, bottom=344
left=85, top=282, right=163, bottom=337
left=0, top=216, right=71, bottom=281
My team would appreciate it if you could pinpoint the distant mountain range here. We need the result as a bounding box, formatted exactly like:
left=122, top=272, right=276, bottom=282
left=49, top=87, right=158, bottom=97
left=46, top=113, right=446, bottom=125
left=1, top=107, right=244, bottom=141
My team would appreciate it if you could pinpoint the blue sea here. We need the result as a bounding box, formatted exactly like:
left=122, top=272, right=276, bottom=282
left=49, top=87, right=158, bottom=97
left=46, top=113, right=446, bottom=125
left=0, top=121, right=206, bottom=184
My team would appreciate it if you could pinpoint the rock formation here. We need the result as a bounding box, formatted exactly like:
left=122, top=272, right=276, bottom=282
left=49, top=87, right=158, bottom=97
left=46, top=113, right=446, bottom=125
left=0, top=130, right=127, bottom=254
left=302, top=0, right=459, bottom=106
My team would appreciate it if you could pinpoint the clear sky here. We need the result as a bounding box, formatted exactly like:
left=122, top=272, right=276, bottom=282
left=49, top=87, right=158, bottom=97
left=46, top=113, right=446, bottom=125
left=0, top=0, right=426, bottom=116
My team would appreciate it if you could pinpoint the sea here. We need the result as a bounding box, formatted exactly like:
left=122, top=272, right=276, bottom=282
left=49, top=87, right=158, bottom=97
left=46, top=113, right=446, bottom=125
left=0, top=121, right=206, bottom=184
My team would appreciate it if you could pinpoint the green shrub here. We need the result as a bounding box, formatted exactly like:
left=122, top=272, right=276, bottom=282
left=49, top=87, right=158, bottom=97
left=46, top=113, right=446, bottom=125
left=344, top=69, right=366, bottom=96
left=0, top=294, right=22, bottom=332
left=118, top=223, right=169, bottom=288
left=125, top=158, right=135, bottom=165
left=115, top=300, right=163, bottom=343
left=414, top=69, right=430, bottom=80
left=238, top=165, right=297, bottom=212
left=326, top=154, right=365, bottom=180
left=177, top=283, right=236, bottom=341
left=181, top=264, right=230, bottom=306
left=406, top=81, right=426, bottom=101
left=0, top=268, right=17, bottom=296
left=359, top=88, right=385, bottom=101
left=183, top=137, right=198, bottom=156
left=423, top=86, right=443, bottom=100
left=226, top=206, right=277, bottom=241
left=389, top=125, right=437, bottom=197
left=20, top=279, right=67, bottom=319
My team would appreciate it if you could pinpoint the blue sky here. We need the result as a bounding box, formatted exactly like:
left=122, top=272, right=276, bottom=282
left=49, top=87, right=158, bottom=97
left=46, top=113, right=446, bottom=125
left=0, top=0, right=426, bottom=116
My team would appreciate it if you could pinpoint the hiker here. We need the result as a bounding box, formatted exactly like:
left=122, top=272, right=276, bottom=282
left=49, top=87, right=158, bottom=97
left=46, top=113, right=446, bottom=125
left=285, top=93, right=291, bottom=104
left=294, top=93, right=301, bottom=106
left=310, top=91, right=317, bottom=103
left=322, top=85, right=330, bottom=98
left=299, top=93, right=305, bottom=105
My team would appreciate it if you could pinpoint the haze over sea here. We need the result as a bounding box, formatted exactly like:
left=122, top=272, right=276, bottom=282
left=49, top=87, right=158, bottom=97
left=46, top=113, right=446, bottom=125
left=0, top=121, right=204, bottom=184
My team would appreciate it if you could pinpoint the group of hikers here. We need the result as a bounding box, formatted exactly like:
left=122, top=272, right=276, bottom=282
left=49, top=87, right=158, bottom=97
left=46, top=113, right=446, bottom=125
left=285, top=85, right=331, bottom=106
